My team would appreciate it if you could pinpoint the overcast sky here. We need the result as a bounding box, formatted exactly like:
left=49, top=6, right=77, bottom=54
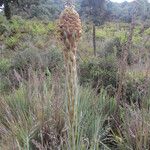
left=111, top=0, right=150, bottom=2
left=111, top=0, right=133, bottom=2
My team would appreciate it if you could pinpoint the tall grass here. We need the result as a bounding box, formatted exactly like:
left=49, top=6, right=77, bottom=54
left=0, top=70, right=64, bottom=149
left=0, top=69, right=117, bottom=149
left=116, top=104, right=150, bottom=150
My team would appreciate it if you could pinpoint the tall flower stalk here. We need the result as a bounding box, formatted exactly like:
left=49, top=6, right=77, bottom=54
left=58, top=5, right=82, bottom=128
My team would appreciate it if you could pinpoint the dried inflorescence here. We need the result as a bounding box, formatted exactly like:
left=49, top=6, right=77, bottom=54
left=58, top=6, right=82, bottom=49
left=58, top=5, right=82, bottom=127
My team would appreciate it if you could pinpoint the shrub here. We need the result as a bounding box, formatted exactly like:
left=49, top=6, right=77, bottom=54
left=144, top=27, right=150, bottom=36
left=0, top=24, right=7, bottom=35
left=9, top=48, right=63, bottom=85
left=0, top=59, right=11, bottom=93
left=125, top=79, right=142, bottom=105
left=96, top=29, right=107, bottom=40
left=0, top=58, right=11, bottom=75
left=117, top=106, right=150, bottom=150
left=114, top=30, right=127, bottom=44
left=41, top=48, right=63, bottom=72
left=0, top=77, right=11, bottom=93
left=79, top=56, right=118, bottom=91
left=28, top=22, right=48, bottom=35
left=5, top=35, right=20, bottom=49
left=13, top=48, right=40, bottom=67
left=118, top=68, right=150, bottom=106
left=9, top=16, right=26, bottom=33
left=47, top=22, right=56, bottom=32
left=101, top=37, right=134, bottom=65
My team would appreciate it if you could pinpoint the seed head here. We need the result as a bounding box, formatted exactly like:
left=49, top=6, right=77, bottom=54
left=58, top=6, right=82, bottom=49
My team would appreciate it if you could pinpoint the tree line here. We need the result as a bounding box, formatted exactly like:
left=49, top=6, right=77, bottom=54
left=0, top=0, right=149, bottom=56
left=1, top=0, right=150, bottom=21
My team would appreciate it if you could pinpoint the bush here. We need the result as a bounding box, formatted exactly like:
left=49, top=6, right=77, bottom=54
left=13, top=48, right=42, bottom=71
left=9, top=16, right=26, bottom=33
left=12, top=48, right=62, bottom=71
left=8, top=48, right=63, bottom=85
left=0, top=77, right=11, bottom=93
left=100, top=38, right=134, bottom=65
left=79, top=56, right=118, bottom=92
left=47, top=22, right=56, bottom=32
left=125, top=76, right=150, bottom=106
left=0, top=58, right=11, bottom=75
left=117, top=106, right=150, bottom=150
left=5, top=35, right=20, bottom=49
left=0, top=59, right=11, bottom=93
left=41, top=48, right=63, bottom=71
left=0, top=24, right=7, bottom=35
left=96, top=29, right=107, bottom=40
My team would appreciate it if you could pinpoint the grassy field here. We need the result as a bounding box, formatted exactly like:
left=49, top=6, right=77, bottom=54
left=0, top=15, right=150, bottom=149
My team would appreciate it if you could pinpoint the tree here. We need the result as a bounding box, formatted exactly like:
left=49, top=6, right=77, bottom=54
left=135, top=0, right=150, bottom=21
left=106, top=0, right=150, bottom=22
left=9, top=0, right=41, bottom=18
left=7, top=0, right=64, bottom=20
left=0, top=0, right=3, bottom=6
left=4, top=0, right=11, bottom=20
left=81, top=0, right=107, bottom=56
left=0, top=0, right=11, bottom=20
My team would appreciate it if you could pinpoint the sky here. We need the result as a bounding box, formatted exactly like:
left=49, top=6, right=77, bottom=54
left=111, top=0, right=150, bottom=2
left=111, top=0, right=134, bottom=2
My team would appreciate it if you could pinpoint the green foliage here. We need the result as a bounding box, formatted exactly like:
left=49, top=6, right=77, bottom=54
left=117, top=106, right=150, bottom=150
left=79, top=56, right=117, bottom=89
left=81, top=0, right=107, bottom=25
left=0, top=78, right=11, bottom=93
left=0, top=58, right=11, bottom=75
left=74, top=87, right=117, bottom=149
left=9, top=16, right=26, bottom=33
left=0, top=24, right=7, bottom=34
left=0, top=59, right=11, bottom=93
left=0, top=16, right=56, bottom=58
left=12, top=48, right=62, bottom=74
left=114, top=30, right=127, bottom=44
left=107, top=0, right=150, bottom=23
left=132, top=35, right=142, bottom=45
left=132, top=26, right=143, bottom=45
left=145, top=41, right=150, bottom=49
left=0, top=76, right=54, bottom=148
left=47, top=22, right=56, bottom=32
left=127, top=70, right=146, bottom=81
left=12, top=48, right=42, bottom=70
left=8, top=0, right=63, bottom=20
left=96, top=29, right=107, bottom=40
left=5, top=35, right=20, bottom=49
left=0, top=15, right=4, bottom=23
left=144, top=27, right=150, bottom=35
left=0, top=71, right=116, bottom=149
left=28, top=22, right=48, bottom=35
left=125, top=71, right=150, bottom=104
left=95, top=24, right=116, bottom=40
left=1, top=8, right=150, bottom=149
